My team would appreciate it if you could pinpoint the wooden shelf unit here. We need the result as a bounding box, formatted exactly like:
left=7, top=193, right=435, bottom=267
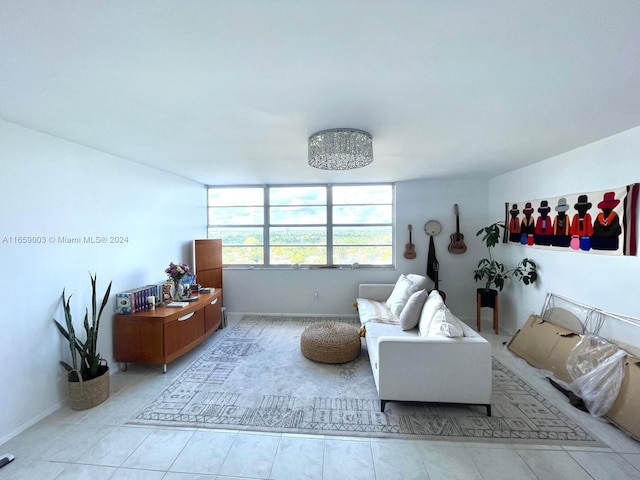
left=114, top=290, right=222, bottom=373
left=194, top=239, right=223, bottom=305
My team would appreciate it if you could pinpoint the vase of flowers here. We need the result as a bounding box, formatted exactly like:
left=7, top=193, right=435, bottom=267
left=165, top=262, right=191, bottom=301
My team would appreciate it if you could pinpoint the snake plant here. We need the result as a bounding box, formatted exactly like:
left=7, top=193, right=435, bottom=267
left=54, top=273, right=112, bottom=381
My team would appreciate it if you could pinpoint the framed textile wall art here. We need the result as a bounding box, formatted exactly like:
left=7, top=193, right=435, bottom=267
left=504, top=183, right=639, bottom=256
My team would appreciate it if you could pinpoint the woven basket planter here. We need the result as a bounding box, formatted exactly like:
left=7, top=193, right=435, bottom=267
left=67, top=363, right=110, bottom=410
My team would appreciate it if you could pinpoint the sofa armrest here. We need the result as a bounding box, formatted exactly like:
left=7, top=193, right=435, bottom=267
left=358, top=284, right=394, bottom=302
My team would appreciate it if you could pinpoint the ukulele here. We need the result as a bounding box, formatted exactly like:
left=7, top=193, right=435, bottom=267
left=404, top=224, right=417, bottom=259
left=448, top=204, right=467, bottom=254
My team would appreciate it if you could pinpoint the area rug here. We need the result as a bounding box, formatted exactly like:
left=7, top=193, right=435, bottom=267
left=129, top=315, right=603, bottom=445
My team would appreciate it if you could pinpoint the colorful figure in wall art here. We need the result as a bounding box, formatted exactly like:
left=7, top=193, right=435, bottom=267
left=534, top=200, right=554, bottom=245
left=570, top=195, right=593, bottom=251
left=551, top=197, right=571, bottom=247
left=508, top=204, right=521, bottom=243
left=591, top=192, right=621, bottom=250
left=520, top=202, right=535, bottom=245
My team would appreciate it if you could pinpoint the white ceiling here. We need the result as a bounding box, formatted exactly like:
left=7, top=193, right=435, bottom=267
left=1, top=1, right=639, bottom=186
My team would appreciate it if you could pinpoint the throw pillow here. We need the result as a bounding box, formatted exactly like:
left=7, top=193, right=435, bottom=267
left=418, top=290, right=445, bottom=336
left=399, top=289, right=428, bottom=330
left=427, top=306, right=465, bottom=338
left=406, top=274, right=427, bottom=290
left=386, top=275, right=419, bottom=317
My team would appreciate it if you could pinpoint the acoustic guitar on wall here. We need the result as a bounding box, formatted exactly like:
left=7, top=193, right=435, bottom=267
left=448, top=204, right=467, bottom=254
left=433, top=260, right=446, bottom=303
left=404, top=224, right=417, bottom=259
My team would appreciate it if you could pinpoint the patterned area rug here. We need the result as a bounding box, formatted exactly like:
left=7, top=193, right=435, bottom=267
left=129, top=315, right=603, bottom=445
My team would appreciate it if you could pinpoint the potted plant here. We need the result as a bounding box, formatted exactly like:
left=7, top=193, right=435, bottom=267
left=54, top=273, right=112, bottom=410
left=473, top=221, right=538, bottom=307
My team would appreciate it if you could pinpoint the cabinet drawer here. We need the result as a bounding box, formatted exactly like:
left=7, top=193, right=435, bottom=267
left=205, top=296, right=222, bottom=332
left=114, top=317, right=164, bottom=364
left=164, top=308, right=205, bottom=357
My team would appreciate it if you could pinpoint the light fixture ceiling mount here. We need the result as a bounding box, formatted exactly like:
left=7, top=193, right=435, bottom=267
left=308, top=128, right=373, bottom=170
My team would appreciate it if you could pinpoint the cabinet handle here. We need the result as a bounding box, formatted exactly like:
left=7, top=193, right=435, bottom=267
left=210, top=298, right=219, bottom=305
left=178, top=312, right=195, bottom=322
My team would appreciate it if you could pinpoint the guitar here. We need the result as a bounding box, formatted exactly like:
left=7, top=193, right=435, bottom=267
left=404, top=224, right=417, bottom=259
left=433, top=260, right=446, bottom=302
left=448, top=204, right=467, bottom=254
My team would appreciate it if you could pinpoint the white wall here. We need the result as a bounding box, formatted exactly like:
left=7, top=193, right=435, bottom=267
left=0, top=120, right=205, bottom=444
left=223, top=178, right=490, bottom=322
left=489, top=126, right=640, bottom=341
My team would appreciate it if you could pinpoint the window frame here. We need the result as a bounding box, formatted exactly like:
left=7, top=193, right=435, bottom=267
left=207, top=183, right=395, bottom=268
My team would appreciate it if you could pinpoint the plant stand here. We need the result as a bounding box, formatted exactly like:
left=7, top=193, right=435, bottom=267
left=476, top=288, right=499, bottom=334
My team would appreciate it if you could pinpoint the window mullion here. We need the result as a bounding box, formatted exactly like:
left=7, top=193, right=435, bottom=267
left=327, top=185, right=333, bottom=265
left=264, top=186, right=270, bottom=265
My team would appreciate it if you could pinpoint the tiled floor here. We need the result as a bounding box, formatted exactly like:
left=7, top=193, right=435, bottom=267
left=2, top=320, right=640, bottom=480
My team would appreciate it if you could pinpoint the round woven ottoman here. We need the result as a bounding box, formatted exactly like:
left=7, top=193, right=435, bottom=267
left=300, top=322, right=361, bottom=364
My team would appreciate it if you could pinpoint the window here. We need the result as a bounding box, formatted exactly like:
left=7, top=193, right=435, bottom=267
left=207, top=184, right=394, bottom=267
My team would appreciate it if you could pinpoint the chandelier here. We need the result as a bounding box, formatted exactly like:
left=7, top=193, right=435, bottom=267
left=308, top=128, right=373, bottom=170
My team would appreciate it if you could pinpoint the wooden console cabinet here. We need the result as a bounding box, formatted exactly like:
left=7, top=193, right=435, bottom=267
left=114, top=290, right=222, bottom=373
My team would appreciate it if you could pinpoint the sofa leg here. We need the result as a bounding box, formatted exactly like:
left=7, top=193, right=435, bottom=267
left=485, top=404, right=492, bottom=417
left=380, top=400, right=387, bottom=413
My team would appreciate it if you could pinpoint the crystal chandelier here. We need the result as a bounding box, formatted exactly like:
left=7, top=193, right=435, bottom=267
left=308, top=128, right=373, bottom=170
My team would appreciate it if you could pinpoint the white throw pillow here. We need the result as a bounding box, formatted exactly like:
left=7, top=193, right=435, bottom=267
left=399, top=289, right=428, bottom=330
left=386, top=275, right=419, bottom=317
left=427, top=306, right=465, bottom=338
left=418, top=290, right=445, bottom=336
left=406, top=274, right=427, bottom=290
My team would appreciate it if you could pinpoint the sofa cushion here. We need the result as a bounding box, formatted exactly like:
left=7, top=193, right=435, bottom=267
left=385, top=275, right=419, bottom=317
left=399, top=289, right=428, bottom=330
left=356, top=298, right=399, bottom=325
left=418, top=290, right=445, bottom=336
left=366, top=322, right=418, bottom=344
left=427, top=306, right=465, bottom=338
left=406, top=274, right=427, bottom=290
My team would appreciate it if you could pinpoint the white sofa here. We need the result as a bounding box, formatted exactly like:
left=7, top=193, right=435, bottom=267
left=357, top=281, right=492, bottom=415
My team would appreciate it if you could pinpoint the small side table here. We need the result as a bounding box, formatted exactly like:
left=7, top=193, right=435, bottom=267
left=476, top=288, right=499, bottom=334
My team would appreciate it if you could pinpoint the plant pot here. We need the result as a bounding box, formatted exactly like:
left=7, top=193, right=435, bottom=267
left=67, top=364, right=110, bottom=410
left=477, top=288, right=498, bottom=308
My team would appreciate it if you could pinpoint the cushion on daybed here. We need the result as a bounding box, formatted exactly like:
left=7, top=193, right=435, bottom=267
left=399, top=289, right=428, bottom=330
left=417, top=290, right=445, bottom=336
left=356, top=298, right=399, bottom=325
left=357, top=274, right=431, bottom=327
left=385, top=274, right=419, bottom=316
left=405, top=274, right=427, bottom=290
left=426, top=306, right=465, bottom=338
left=415, top=290, right=465, bottom=338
